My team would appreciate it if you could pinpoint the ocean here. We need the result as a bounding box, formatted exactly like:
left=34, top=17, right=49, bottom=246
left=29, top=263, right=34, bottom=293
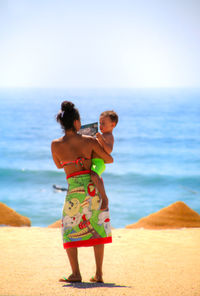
left=0, top=88, right=200, bottom=228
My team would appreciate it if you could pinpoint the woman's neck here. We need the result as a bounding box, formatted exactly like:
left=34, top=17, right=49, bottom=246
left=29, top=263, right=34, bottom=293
left=64, top=129, right=77, bottom=137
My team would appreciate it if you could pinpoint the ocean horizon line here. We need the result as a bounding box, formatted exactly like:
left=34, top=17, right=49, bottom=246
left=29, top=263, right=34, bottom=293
left=1, top=86, right=200, bottom=92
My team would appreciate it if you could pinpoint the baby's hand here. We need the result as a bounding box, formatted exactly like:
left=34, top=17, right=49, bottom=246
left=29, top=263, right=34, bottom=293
left=96, top=133, right=104, bottom=145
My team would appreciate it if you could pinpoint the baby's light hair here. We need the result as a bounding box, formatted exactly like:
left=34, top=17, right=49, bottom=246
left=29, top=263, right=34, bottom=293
left=100, top=110, right=118, bottom=126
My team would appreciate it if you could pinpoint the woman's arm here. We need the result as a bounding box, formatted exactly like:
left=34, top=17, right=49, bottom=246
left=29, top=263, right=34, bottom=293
left=51, top=141, right=62, bottom=169
left=91, top=137, right=113, bottom=163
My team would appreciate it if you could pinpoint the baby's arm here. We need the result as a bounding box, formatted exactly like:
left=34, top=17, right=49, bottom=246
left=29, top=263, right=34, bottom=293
left=96, top=132, right=114, bottom=154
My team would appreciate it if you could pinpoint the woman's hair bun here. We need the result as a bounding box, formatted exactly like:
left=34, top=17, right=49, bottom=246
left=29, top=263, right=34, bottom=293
left=57, top=100, right=80, bottom=132
left=61, top=101, right=74, bottom=112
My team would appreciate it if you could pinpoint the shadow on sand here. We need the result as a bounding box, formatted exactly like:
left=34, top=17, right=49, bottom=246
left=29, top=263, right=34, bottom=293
left=62, top=281, right=131, bottom=289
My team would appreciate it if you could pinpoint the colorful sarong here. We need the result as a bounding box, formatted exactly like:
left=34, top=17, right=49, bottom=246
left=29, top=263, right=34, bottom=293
left=62, top=170, right=112, bottom=249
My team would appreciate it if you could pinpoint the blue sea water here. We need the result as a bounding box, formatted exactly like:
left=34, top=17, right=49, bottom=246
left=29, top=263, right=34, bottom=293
left=0, top=88, right=200, bottom=228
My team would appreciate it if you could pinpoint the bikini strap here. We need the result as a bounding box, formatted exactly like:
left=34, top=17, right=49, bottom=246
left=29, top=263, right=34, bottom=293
left=61, top=157, right=87, bottom=167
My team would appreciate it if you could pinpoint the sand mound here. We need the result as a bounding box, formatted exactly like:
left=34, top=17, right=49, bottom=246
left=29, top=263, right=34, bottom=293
left=126, top=201, right=200, bottom=229
left=48, top=219, right=61, bottom=228
left=0, top=202, right=31, bottom=226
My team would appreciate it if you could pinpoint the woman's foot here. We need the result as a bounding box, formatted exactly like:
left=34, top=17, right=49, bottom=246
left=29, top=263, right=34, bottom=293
left=90, top=274, right=104, bottom=283
left=59, top=273, right=82, bottom=283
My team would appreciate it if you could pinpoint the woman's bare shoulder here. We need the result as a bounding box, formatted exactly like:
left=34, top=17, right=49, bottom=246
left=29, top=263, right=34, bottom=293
left=51, top=137, right=64, bottom=148
left=81, top=135, right=95, bottom=143
left=52, top=136, right=64, bottom=143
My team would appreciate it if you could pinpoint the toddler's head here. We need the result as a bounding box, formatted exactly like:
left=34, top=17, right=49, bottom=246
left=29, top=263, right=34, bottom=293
left=99, top=110, right=118, bottom=134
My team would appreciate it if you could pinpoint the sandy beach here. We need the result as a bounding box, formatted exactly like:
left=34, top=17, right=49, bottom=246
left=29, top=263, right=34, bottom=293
left=0, top=227, right=200, bottom=296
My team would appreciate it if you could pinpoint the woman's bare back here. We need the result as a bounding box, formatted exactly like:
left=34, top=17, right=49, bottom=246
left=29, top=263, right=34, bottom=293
left=51, top=134, right=113, bottom=176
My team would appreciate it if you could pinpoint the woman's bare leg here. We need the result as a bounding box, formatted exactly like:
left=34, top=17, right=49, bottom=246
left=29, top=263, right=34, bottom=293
left=91, top=244, right=104, bottom=282
left=59, top=247, right=82, bottom=282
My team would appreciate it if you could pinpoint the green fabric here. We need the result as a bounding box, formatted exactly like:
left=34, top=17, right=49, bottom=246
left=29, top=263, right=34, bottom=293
left=91, top=158, right=106, bottom=176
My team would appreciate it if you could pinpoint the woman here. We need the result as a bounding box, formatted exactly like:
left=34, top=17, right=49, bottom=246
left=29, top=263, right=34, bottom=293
left=51, top=101, right=113, bottom=283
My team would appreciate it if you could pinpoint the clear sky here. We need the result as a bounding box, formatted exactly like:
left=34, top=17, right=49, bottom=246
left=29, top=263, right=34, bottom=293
left=0, top=0, right=200, bottom=88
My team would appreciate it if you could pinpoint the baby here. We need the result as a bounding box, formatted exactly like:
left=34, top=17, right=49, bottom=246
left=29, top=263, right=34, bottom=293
left=91, top=110, right=118, bottom=210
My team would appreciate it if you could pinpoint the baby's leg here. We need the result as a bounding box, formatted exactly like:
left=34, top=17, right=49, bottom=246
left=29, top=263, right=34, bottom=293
left=91, top=171, right=108, bottom=210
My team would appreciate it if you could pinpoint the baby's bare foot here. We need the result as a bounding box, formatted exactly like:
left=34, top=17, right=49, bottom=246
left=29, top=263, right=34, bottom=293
left=100, top=197, right=108, bottom=211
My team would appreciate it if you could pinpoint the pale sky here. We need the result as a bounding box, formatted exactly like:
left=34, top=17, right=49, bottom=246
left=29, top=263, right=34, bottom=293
left=0, top=0, right=200, bottom=88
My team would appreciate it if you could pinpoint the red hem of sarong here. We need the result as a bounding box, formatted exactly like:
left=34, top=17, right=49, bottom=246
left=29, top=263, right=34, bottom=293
left=63, top=236, right=112, bottom=249
left=67, top=170, right=91, bottom=179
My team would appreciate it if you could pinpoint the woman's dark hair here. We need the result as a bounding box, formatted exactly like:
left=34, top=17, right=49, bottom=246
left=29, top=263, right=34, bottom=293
left=56, top=101, right=80, bottom=131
